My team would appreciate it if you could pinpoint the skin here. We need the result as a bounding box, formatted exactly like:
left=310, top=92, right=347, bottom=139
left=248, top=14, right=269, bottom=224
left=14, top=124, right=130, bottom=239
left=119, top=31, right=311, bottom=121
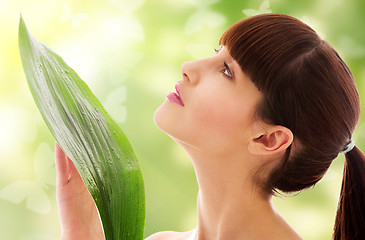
left=55, top=143, right=105, bottom=240
left=56, top=46, right=302, bottom=240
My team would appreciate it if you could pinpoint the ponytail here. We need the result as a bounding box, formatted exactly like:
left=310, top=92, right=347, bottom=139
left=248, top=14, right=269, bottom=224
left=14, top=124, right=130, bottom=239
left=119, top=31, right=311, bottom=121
left=334, top=146, right=365, bottom=239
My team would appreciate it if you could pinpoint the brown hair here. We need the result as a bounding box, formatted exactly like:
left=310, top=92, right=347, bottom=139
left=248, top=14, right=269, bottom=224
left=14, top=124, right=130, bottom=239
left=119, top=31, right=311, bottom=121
left=220, top=13, right=364, bottom=239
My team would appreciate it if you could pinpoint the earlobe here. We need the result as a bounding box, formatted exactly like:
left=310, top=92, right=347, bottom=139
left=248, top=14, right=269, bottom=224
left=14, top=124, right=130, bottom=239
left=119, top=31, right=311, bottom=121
left=248, top=126, right=293, bottom=155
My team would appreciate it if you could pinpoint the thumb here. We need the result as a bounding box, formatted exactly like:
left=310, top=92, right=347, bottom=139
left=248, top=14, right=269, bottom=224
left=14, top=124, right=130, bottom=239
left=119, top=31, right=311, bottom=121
left=55, top=142, right=71, bottom=186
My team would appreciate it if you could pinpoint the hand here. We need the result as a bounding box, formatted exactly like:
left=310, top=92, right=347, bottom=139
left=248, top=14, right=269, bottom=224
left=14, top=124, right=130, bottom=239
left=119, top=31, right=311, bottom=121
left=55, top=143, right=105, bottom=240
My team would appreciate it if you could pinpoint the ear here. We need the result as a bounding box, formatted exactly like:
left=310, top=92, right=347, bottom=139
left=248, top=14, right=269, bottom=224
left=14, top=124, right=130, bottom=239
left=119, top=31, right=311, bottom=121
left=248, top=126, right=293, bottom=156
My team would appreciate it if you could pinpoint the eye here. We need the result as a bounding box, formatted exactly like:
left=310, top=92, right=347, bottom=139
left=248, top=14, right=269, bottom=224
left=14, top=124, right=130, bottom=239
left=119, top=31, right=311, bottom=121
left=222, top=62, right=233, bottom=79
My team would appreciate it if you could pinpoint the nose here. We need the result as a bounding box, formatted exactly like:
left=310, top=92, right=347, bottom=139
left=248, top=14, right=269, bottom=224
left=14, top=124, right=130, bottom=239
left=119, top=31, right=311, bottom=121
left=181, top=60, right=200, bottom=84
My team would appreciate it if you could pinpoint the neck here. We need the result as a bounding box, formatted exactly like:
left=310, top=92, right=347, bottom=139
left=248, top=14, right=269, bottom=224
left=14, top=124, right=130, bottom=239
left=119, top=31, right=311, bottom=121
left=183, top=145, right=278, bottom=240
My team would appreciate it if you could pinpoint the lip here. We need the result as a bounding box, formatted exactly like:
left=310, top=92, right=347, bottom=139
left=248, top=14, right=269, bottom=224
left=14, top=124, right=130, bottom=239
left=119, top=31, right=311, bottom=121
left=166, top=83, right=184, bottom=106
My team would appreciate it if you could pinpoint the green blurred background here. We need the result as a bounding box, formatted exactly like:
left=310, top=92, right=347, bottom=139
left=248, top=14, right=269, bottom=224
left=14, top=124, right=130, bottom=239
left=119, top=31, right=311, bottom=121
left=0, top=0, right=364, bottom=239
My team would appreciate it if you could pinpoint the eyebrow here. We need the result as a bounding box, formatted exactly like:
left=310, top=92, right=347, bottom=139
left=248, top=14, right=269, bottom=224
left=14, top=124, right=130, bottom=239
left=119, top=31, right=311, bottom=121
left=215, top=45, right=223, bottom=54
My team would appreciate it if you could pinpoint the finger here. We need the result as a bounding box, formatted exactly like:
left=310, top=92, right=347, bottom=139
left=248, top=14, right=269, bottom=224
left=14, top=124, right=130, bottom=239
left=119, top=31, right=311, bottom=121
left=55, top=142, right=71, bottom=186
left=65, top=154, right=83, bottom=183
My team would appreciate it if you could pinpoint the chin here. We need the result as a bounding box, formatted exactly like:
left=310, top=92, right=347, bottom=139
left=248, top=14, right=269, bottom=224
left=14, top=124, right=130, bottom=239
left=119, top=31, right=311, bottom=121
left=153, top=101, right=175, bottom=134
left=153, top=104, right=165, bottom=130
left=154, top=102, right=188, bottom=144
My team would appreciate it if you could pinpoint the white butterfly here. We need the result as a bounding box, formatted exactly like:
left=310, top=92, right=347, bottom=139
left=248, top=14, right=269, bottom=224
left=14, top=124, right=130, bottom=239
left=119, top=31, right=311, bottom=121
left=242, top=0, right=272, bottom=17
left=183, top=0, right=226, bottom=35
left=184, top=9, right=226, bottom=35
left=0, top=143, right=56, bottom=214
left=60, top=4, right=88, bottom=29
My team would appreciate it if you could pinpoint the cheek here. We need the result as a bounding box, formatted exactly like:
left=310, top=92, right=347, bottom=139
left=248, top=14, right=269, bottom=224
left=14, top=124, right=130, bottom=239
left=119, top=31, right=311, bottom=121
left=194, top=103, right=244, bottom=132
left=153, top=87, right=257, bottom=153
left=187, top=96, right=253, bottom=149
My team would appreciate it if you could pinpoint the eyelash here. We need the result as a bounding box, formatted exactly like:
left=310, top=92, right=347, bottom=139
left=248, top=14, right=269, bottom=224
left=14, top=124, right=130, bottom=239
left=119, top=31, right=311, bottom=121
left=214, top=48, right=233, bottom=80
left=222, top=62, right=233, bottom=79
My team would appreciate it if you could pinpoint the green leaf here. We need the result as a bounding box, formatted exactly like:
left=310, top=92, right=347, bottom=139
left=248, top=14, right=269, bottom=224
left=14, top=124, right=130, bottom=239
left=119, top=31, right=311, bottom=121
left=18, top=15, right=145, bottom=240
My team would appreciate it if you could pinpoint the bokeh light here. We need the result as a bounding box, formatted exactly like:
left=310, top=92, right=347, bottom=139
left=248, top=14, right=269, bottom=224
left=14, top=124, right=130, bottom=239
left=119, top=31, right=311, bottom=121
left=0, top=0, right=364, bottom=239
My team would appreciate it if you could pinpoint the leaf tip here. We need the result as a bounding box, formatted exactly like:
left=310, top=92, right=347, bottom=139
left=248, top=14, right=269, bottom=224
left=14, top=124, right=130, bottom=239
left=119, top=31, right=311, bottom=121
left=19, top=14, right=26, bottom=40
left=18, top=14, right=35, bottom=57
left=19, top=13, right=26, bottom=32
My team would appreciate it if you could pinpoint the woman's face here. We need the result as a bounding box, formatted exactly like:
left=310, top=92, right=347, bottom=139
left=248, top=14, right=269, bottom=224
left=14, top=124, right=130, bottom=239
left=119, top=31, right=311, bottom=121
left=154, top=46, right=262, bottom=155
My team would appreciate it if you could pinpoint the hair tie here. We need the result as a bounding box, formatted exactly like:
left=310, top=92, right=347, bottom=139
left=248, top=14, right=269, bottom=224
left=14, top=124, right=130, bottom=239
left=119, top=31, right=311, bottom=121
left=343, top=140, right=355, bottom=154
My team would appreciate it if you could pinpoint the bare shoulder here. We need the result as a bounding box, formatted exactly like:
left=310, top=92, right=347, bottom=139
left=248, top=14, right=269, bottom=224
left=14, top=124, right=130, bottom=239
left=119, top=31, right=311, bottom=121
left=145, top=229, right=194, bottom=240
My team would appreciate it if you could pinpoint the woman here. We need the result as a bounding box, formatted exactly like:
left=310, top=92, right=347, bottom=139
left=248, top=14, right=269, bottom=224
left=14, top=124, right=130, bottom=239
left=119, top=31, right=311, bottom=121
left=55, top=13, right=365, bottom=239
